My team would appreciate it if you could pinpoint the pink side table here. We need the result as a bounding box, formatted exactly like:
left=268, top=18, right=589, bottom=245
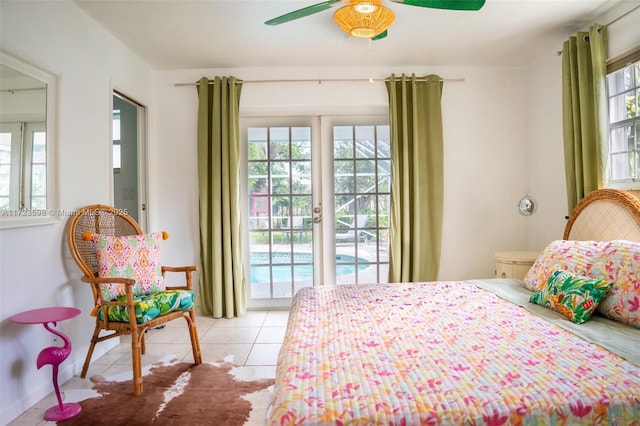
left=12, top=307, right=82, bottom=421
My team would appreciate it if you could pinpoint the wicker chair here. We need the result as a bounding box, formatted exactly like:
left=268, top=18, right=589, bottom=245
left=66, top=204, right=202, bottom=395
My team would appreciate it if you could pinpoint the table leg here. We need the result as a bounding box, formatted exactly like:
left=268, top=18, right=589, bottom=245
left=39, top=322, right=82, bottom=421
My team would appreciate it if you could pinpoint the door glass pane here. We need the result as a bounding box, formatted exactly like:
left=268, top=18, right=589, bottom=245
left=334, top=160, right=355, bottom=193
left=248, top=125, right=314, bottom=299
left=334, top=124, right=390, bottom=284
left=291, top=161, right=311, bottom=194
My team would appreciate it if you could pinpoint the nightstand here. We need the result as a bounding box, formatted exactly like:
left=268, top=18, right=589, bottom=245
left=494, top=251, right=538, bottom=279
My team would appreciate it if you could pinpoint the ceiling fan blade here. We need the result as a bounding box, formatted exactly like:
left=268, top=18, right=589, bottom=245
left=390, top=0, right=485, bottom=11
left=265, top=0, right=342, bottom=25
left=372, top=30, right=388, bottom=40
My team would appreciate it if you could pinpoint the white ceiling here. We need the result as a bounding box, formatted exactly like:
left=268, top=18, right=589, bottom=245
left=74, top=0, right=633, bottom=70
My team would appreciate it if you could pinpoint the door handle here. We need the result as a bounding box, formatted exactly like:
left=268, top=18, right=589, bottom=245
left=313, top=205, right=322, bottom=224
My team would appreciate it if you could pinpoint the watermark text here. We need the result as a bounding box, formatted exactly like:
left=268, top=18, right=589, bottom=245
left=1, top=208, right=129, bottom=217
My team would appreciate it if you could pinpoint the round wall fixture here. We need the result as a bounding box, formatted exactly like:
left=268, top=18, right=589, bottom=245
left=517, top=195, right=537, bottom=216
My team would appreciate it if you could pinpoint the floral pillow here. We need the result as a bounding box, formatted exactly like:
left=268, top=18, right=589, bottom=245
left=522, top=240, right=610, bottom=292
left=92, top=232, right=166, bottom=301
left=591, top=240, right=640, bottom=328
left=529, top=270, right=613, bottom=324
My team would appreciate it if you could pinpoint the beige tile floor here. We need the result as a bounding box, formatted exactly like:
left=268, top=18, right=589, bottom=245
left=8, top=310, right=289, bottom=426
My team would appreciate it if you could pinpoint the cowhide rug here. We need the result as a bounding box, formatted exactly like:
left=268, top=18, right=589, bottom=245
left=58, top=356, right=274, bottom=425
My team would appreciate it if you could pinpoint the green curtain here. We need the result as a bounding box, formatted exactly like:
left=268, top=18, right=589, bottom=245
left=386, top=74, right=444, bottom=283
left=196, top=76, right=246, bottom=318
left=562, top=24, right=608, bottom=213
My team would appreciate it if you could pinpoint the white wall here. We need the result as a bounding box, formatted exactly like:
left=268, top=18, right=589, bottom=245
left=524, top=3, right=640, bottom=252
left=154, top=65, right=528, bottom=284
left=0, top=2, right=155, bottom=423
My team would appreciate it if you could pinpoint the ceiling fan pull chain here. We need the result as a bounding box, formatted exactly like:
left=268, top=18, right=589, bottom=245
left=368, top=38, right=375, bottom=83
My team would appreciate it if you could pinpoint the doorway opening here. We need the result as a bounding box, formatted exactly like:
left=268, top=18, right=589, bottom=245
left=112, top=91, right=147, bottom=228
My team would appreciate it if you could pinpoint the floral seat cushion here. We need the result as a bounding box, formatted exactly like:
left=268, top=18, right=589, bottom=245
left=97, top=289, right=195, bottom=324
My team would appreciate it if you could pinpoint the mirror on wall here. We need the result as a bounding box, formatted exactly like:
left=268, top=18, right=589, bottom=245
left=0, top=48, right=58, bottom=228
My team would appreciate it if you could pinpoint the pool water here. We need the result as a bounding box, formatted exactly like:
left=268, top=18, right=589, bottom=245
left=250, top=252, right=369, bottom=283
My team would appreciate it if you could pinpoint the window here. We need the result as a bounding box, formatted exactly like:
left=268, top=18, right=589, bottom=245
left=0, top=121, right=46, bottom=209
left=606, top=49, right=640, bottom=187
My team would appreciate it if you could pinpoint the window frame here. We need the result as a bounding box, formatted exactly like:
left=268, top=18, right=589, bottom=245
left=605, top=45, right=640, bottom=189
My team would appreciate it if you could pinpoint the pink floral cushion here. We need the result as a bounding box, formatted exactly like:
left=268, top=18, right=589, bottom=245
left=591, top=240, right=640, bottom=328
left=92, top=232, right=165, bottom=301
left=522, top=240, right=610, bottom=292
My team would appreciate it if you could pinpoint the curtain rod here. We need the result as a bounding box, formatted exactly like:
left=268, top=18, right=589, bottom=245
left=174, top=77, right=464, bottom=87
left=556, top=4, right=639, bottom=56
left=606, top=4, right=639, bottom=26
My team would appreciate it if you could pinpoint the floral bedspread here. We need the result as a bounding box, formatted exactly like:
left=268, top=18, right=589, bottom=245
left=268, top=281, right=640, bottom=425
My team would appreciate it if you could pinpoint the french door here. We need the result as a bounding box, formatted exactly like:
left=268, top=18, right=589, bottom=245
left=243, top=116, right=390, bottom=308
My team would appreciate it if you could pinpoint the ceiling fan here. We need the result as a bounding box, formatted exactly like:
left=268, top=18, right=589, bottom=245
left=265, top=0, right=486, bottom=40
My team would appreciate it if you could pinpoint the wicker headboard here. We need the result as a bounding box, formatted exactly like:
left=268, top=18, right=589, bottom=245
left=563, top=189, right=640, bottom=241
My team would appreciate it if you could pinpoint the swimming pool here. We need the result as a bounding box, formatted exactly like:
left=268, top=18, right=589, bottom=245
left=250, top=252, right=369, bottom=283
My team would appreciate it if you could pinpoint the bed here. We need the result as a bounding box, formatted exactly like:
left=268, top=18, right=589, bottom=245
left=267, top=189, right=640, bottom=425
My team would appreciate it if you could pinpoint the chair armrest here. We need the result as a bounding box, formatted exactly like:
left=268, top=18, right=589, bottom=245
left=161, top=265, right=197, bottom=290
left=81, top=275, right=138, bottom=324
left=161, top=265, right=197, bottom=273
left=81, top=275, right=136, bottom=297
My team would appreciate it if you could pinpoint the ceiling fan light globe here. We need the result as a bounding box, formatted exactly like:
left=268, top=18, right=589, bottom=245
left=354, top=3, right=377, bottom=14
left=333, top=1, right=395, bottom=39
